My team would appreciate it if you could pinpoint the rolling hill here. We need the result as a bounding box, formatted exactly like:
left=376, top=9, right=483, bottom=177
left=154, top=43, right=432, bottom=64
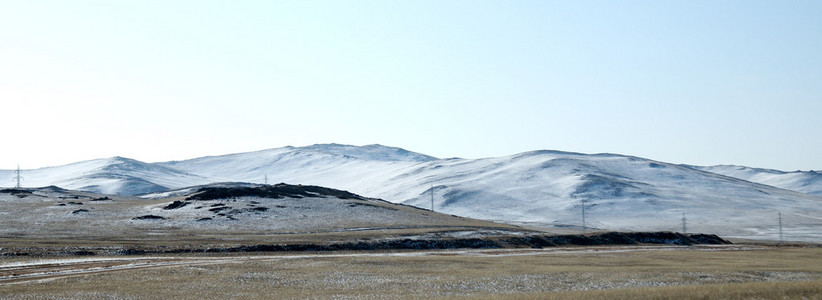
left=0, top=156, right=207, bottom=195
left=0, top=183, right=526, bottom=255
left=693, top=165, right=822, bottom=196
left=2, top=144, right=820, bottom=241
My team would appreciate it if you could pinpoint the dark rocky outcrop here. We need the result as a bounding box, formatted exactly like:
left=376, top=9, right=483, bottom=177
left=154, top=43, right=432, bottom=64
left=1, top=189, right=32, bottom=198
left=106, top=232, right=730, bottom=255
left=186, top=183, right=364, bottom=201
left=504, top=232, right=730, bottom=247
left=132, top=215, right=166, bottom=220
left=163, top=200, right=189, bottom=210
left=1, top=231, right=732, bottom=257
left=687, top=233, right=733, bottom=244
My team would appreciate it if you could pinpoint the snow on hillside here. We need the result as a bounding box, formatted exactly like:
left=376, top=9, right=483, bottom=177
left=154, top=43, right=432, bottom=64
left=396, top=153, right=822, bottom=242
left=693, top=165, right=822, bottom=196
left=2, top=144, right=820, bottom=242
left=158, top=145, right=414, bottom=187
left=299, top=143, right=438, bottom=162
left=0, top=157, right=206, bottom=195
left=0, top=183, right=516, bottom=242
left=159, top=146, right=822, bottom=242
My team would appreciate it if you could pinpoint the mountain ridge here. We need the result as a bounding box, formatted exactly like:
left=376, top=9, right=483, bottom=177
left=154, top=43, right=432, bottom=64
left=2, top=144, right=820, bottom=242
left=690, top=164, right=822, bottom=196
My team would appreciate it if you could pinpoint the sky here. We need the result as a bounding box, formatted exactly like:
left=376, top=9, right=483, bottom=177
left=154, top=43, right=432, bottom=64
left=1, top=1, right=820, bottom=171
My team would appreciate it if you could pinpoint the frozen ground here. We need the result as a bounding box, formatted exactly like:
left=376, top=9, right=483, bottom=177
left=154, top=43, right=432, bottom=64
left=0, top=245, right=761, bottom=285
left=0, top=184, right=520, bottom=246
left=2, top=245, right=820, bottom=299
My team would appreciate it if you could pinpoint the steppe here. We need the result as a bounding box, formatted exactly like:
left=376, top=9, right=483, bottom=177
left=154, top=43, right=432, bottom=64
left=1, top=184, right=820, bottom=299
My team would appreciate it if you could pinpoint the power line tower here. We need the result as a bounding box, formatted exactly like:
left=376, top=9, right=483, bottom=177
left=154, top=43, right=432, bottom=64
left=681, top=212, right=687, bottom=234
left=581, top=198, right=586, bottom=232
left=14, top=165, right=23, bottom=188
left=264, top=174, right=268, bottom=185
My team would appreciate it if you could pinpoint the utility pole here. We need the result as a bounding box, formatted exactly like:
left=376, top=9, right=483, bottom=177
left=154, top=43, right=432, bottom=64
left=581, top=198, right=586, bottom=231
left=681, top=212, right=687, bottom=234
left=14, top=165, right=22, bottom=188
left=778, top=211, right=783, bottom=243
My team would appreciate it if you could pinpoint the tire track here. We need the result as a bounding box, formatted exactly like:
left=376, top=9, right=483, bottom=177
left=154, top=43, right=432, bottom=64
left=0, top=245, right=753, bottom=285
left=0, top=257, right=245, bottom=284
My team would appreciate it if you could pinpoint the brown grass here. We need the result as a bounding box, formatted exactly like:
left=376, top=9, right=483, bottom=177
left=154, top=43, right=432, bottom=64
left=1, top=246, right=820, bottom=299
left=502, top=280, right=822, bottom=300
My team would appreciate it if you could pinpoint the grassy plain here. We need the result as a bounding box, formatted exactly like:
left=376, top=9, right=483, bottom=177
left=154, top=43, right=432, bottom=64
left=2, top=187, right=820, bottom=298
left=2, top=245, right=820, bottom=299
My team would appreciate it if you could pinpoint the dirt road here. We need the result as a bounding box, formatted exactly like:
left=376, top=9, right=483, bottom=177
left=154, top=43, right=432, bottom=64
left=0, top=245, right=759, bottom=285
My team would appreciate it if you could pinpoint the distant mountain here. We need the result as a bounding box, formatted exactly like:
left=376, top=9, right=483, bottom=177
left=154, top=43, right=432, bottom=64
left=2, top=144, right=820, bottom=241
left=297, top=143, right=438, bottom=162
left=692, top=165, right=822, bottom=196
left=384, top=151, right=821, bottom=242
left=0, top=156, right=207, bottom=195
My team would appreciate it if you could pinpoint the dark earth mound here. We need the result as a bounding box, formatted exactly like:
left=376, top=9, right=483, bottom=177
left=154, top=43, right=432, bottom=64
left=110, top=232, right=730, bottom=255
left=0, top=231, right=732, bottom=257
left=132, top=215, right=166, bottom=220
left=0, top=188, right=32, bottom=198
left=163, top=200, right=189, bottom=210
left=503, top=232, right=731, bottom=247
left=0, top=188, right=30, bottom=194
left=185, top=183, right=365, bottom=201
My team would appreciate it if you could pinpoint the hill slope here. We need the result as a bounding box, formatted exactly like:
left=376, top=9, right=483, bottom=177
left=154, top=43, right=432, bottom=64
left=2, top=144, right=821, bottom=241
left=693, top=165, right=822, bottom=196
left=0, top=157, right=207, bottom=195
left=0, top=183, right=523, bottom=250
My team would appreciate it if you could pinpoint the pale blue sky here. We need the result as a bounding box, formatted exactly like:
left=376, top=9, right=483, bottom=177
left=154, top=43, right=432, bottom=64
left=1, top=1, right=820, bottom=170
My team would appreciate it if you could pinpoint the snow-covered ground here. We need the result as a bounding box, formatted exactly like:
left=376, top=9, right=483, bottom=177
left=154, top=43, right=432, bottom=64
left=0, top=184, right=511, bottom=242
left=2, top=144, right=820, bottom=242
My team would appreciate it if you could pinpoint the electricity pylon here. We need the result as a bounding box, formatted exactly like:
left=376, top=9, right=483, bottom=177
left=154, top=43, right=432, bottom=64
left=14, top=165, right=23, bottom=188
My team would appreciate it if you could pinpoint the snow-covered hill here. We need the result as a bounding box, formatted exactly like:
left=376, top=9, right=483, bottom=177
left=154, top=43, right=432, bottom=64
left=0, top=156, right=207, bottom=195
left=0, top=183, right=521, bottom=246
left=692, top=165, right=822, bottom=196
left=2, top=144, right=821, bottom=242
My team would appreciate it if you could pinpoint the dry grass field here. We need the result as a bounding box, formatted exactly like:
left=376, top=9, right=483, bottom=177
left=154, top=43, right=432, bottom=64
left=2, top=186, right=820, bottom=299
left=2, top=245, right=821, bottom=299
